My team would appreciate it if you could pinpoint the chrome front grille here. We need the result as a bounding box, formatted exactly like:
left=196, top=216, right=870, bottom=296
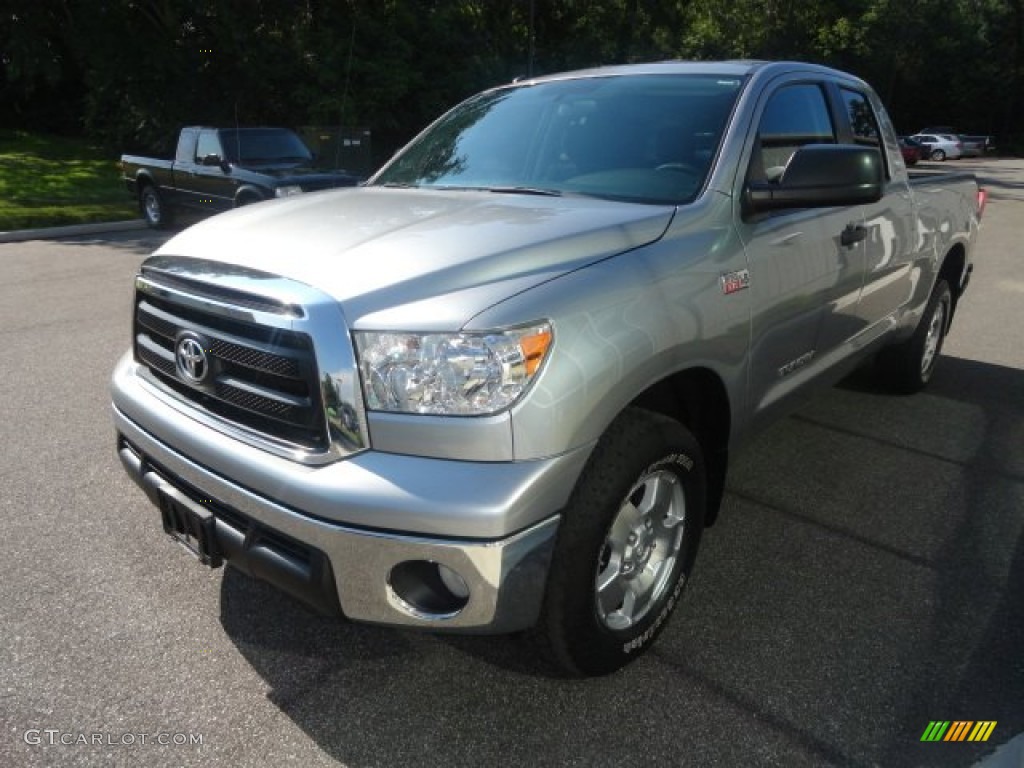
left=133, top=290, right=327, bottom=452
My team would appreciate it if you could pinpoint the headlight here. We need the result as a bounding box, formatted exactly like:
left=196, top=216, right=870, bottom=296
left=275, top=185, right=304, bottom=197
left=354, top=324, right=552, bottom=415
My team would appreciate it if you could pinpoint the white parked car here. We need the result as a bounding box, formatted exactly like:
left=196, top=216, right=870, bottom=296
left=911, top=133, right=963, bottom=161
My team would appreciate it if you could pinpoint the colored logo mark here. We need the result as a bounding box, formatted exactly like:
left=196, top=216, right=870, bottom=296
left=921, top=721, right=997, bottom=742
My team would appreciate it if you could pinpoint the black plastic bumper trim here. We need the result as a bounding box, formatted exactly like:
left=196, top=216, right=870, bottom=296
left=118, top=435, right=342, bottom=617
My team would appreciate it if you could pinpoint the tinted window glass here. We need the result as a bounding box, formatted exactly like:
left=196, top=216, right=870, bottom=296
left=759, top=84, right=834, bottom=141
left=372, top=74, right=745, bottom=205
left=840, top=88, right=880, bottom=145
left=196, top=131, right=221, bottom=162
left=752, top=83, right=834, bottom=182
left=220, top=129, right=313, bottom=164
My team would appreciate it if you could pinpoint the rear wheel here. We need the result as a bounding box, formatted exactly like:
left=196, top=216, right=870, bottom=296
left=877, top=279, right=952, bottom=393
left=531, top=407, right=706, bottom=676
left=139, top=183, right=173, bottom=229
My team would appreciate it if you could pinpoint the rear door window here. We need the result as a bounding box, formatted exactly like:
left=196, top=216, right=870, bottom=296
left=840, top=87, right=892, bottom=176
left=839, top=88, right=881, bottom=146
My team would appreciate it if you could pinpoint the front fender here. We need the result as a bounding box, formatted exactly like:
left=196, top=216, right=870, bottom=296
left=469, top=196, right=749, bottom=461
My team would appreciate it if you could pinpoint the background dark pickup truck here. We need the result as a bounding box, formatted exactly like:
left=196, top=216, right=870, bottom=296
left=121, top=126, right=362, bottom=228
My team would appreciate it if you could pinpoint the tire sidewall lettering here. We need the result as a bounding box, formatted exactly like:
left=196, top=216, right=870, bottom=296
left=538, top=408, right=707, bottom=675
left=622, top=569, right=687, bottom=654
left=615, top=451, right=696, bottom=655
left=642, top=452, right=694, bottom=478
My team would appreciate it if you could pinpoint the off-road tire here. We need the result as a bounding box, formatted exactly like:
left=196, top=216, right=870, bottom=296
left=531, top=407, right=706, bottom=676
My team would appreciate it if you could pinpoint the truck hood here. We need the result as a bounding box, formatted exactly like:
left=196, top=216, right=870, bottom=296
left=238, top=165, right=360, bottom=187
left=154, top=187, right=674, bottom=329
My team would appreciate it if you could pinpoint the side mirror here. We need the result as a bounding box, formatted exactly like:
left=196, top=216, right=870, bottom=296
left=745, top=144, right=883, bottom=214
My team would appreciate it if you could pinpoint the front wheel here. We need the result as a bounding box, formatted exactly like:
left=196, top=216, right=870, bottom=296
left=931, top=149, right=947, bottom=161
left=531, top=407, right=706, bottom=676
left=877, top=279, right=952, bottom=393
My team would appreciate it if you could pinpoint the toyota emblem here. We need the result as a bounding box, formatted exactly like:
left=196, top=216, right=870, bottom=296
left=176, top=335, right=209, bottom=384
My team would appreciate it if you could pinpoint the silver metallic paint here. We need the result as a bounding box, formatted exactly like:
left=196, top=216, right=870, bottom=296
left=112, top=60, right=982, bottom=633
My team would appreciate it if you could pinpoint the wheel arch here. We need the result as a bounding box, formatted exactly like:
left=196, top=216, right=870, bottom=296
left=629, top=366, right=731, bottom=525
left=234, top=185, right=268, bottom=206
left=134, top=169, right=158, bottom=190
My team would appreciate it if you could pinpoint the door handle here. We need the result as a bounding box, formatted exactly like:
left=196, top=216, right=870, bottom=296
left=841, top=223, right=867, bottom=247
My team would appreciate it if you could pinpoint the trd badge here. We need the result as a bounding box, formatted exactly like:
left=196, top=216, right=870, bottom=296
left=720, top=269, right=750, bottom=295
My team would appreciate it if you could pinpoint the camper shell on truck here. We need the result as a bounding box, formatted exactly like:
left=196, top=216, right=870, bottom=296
left=112, top=61, right=984, bottom=676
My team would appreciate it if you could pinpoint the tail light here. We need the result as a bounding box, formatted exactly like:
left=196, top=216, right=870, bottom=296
left=977, top=188, right=988, bottom=219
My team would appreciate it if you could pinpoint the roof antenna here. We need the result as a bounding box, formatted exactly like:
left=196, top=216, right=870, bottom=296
left=234, top=101, right=242, bottom=164
left=335, top=19, right=357, bottom=171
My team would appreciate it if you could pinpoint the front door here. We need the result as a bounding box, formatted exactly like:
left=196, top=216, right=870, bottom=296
left=190, top=129, right=236, bottom=212
left=736, top=78, right=867, bottom=426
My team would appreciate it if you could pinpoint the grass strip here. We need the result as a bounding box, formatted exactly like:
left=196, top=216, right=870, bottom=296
left=0, top=130, right=137, bottom=230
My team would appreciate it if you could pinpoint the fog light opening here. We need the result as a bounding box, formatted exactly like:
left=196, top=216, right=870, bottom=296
left=388, top=560, right=470, bottom=619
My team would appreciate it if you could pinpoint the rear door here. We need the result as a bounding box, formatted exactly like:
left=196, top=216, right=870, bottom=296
left=836, top=85, right=918, bottom=337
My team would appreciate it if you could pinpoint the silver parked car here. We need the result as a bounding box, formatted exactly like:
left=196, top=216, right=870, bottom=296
left=911, top=133, right=963, bottom=160
left=958, top=135, right=987, bottom=157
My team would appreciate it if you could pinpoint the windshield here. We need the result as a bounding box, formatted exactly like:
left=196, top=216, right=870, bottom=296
left=371, top=74, right=744, bottom=205
left=221, top=129, right=313, bottom=165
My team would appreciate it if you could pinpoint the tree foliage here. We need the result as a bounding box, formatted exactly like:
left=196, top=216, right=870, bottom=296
left=2, top=0, right=1022, bottom=160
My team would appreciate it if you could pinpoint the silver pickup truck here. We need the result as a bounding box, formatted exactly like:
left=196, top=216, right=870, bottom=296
left=112, top=60, right=984, bottom=676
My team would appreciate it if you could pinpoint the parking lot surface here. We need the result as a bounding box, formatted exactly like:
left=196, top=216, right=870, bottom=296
left=1, top=158, right=1022, bottom=767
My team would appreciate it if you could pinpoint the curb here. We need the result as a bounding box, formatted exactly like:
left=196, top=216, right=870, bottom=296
left=0, top=219, right=148, bottom=244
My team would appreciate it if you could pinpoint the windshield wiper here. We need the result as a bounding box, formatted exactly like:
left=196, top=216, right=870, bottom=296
left=373, top=183, right=559, bottom=195
left=483, top=185, right=563, bottom=197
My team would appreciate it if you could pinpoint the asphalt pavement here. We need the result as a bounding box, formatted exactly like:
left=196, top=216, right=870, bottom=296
left=1, top=158, right=1022, bottom=767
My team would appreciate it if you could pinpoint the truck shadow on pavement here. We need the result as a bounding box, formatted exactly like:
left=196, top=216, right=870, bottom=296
left=218, top=354, right=1023, bottom=768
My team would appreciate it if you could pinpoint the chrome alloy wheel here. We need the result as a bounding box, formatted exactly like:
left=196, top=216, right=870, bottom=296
left=595, top=469, right=687, bottom=631
left=921, top=298, right=947, bottom=376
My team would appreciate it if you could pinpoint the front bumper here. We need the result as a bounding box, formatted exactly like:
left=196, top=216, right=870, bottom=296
left=116, top=415, right=560, bottom=632
left=111, top=356, right=588, bottom=633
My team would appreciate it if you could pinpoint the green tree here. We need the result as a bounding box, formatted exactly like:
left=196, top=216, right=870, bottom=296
left=2, top=0, right=1022, bottom=154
